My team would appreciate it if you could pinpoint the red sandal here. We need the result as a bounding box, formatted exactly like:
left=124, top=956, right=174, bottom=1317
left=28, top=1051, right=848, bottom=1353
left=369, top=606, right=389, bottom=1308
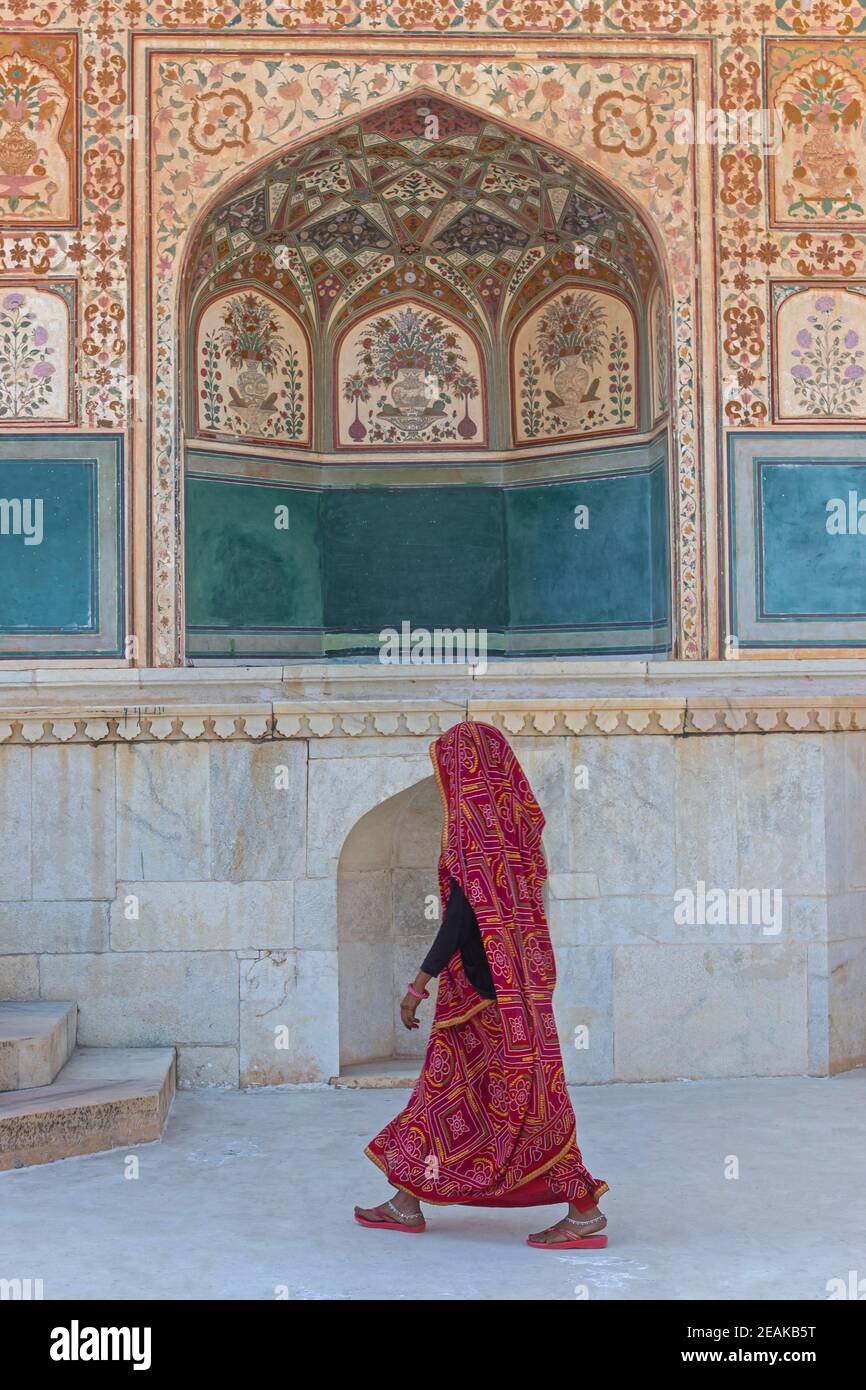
left=354, top=1199, right=427, bottom=1234
left=526, top=1214, right=607, bottom=1250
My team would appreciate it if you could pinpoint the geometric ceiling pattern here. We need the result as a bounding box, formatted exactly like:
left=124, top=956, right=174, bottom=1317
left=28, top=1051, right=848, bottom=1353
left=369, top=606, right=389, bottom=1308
left=185, top=96, right=661, bottom=346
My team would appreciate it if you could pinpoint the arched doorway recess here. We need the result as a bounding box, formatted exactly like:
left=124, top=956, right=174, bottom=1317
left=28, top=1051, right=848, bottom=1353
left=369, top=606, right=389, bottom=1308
left=337, top=776, right=442, bottom=1079
left=179, top=94, right=674, bottom=662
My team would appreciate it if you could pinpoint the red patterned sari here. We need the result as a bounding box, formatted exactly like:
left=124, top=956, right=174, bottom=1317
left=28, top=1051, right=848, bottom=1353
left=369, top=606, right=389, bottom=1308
left=366, top=720, right=608, bottom=1210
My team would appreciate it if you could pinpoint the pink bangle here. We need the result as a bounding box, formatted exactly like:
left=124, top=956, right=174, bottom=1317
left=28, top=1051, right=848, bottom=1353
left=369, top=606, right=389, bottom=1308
left=407, top=983, right=429, bottom=1000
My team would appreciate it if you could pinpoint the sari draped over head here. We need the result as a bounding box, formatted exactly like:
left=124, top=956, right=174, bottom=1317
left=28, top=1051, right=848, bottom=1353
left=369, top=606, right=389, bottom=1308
left=365, top=719, right=608, bottom=1209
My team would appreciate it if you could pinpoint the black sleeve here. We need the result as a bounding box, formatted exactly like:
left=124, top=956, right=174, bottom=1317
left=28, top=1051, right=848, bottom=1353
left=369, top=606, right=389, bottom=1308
left=420, top=879, right=470, bottom=977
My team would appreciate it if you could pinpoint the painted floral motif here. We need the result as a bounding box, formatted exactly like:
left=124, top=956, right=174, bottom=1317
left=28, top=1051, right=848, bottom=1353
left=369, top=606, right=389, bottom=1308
left=779, top=290, right=866, bottom=418
left=189, top=89, right=253, bottom=156
left=195, top=291, right=309, bottom=443
left=0, top=40, right=74, bottom=225
left=592, top=90, right=657, bottom=157
left=338, top=305, right=483, bottom=445
left=0, top=289, right=55, bottom=417
left=770, top=46, right=866, bottom=225
left=608, top=326, right=633, bottom=424
left=650, top=285, right=670, bottom=420
left=145, top=52, right=698, bottom=658
left=514, top=289, right=637, bottom=442
left=0, top=285, right=71, bottom=422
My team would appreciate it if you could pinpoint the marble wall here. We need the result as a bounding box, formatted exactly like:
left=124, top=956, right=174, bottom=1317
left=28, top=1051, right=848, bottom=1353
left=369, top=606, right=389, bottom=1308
left=1, top=709, right=863, bottom=1087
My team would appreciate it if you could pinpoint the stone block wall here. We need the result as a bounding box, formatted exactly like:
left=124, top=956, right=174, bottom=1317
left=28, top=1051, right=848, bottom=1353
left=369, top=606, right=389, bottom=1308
left=1, top=669, right=864, bottom=1086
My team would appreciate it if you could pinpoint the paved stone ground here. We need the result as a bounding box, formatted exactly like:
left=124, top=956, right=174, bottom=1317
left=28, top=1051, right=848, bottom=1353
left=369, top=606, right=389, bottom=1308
left=1, top=1072, right=863, bottom=1301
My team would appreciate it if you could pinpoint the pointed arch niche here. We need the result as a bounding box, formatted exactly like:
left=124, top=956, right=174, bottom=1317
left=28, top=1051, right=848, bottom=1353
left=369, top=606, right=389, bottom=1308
left=178, top=93, right=675, bottom=662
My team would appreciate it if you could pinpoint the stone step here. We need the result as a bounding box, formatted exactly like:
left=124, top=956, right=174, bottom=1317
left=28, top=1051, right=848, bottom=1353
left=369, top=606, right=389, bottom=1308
left=330, top=1058, right=419, bottom=1089
left=0, top=1001, right=77, bottom=1093
left=0, top=1046, right=176, bottom=1171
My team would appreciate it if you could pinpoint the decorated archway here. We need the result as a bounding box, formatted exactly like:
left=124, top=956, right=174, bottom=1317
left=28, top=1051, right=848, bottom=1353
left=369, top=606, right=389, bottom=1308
left=134, top=42, right=710, bottom=663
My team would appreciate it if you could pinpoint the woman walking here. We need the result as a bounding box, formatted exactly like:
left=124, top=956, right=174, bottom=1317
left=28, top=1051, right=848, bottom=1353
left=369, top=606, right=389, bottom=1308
left=355, top=719, right=608, bottom=1249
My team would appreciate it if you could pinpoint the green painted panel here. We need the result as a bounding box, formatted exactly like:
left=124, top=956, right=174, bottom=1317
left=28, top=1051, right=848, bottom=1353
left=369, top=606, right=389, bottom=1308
left=185, top=477, right=322, bottom=629
left=184, top=446, right=671, bottom=658
left=506, top=466, right=668, bottom=630
left=0, top=459, right=96, bottom=632
left=322, top=487, right=506, bottom=631
left=649, top=459, right=671, bottom=627
left=759, top=460, right=866, bottom=617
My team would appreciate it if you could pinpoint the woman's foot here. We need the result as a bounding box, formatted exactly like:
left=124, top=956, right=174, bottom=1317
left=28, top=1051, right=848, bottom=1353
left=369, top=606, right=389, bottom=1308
left=528, top=1202, right=606, bottom=1246
left=354, top=1189, right=425, bottom=1230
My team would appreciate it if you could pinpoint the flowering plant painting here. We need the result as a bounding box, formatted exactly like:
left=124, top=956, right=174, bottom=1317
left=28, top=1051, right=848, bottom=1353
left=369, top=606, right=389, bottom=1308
left=198, top=292, right=307, bottom=442
left=789, top=294, right=866, bottom=416
left=0, top=289, right=57, bottom=418
left=535, top=292, right=608, bottom=372
left=343, top=307, right=481, bottom=443
left=355, top=307, right=470, bottom=387
left=217, top=293, right=282, bottom=376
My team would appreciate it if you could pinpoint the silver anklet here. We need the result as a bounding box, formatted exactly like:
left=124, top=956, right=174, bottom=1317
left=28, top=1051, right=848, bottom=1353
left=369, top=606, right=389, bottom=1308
left=564, top=1214, right=602, bottom=1228
left=387, top=1199, right=423, bottom=1223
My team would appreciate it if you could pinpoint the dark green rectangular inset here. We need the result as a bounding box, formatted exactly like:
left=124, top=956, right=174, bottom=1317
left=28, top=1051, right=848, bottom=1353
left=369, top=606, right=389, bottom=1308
left=758, top=460, right=866, bottom=618
left=321, top=487, right=506, bottom=632
left=185, top=476, right=322, bottom=631
left=0, top=460, right=96, bottom=633
left=506, top=466, right=668, bottom=630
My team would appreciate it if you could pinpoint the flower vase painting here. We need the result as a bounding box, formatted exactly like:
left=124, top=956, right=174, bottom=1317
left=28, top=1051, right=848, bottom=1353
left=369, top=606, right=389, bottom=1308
left=337, top=304, right=485, bottom=448
left=194, top=290, right=310, bottom=446
left=776, top=288, right=866, bottom=422
left=769, top=46, right=866, bottom=227
left=0, top=40, right=76, bottom=226
left=513, top=288, right=637, bottom=445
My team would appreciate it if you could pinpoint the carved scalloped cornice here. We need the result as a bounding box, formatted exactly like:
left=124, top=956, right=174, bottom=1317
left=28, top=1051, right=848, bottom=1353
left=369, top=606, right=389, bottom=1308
left=2, top=692, right=866, bottom=744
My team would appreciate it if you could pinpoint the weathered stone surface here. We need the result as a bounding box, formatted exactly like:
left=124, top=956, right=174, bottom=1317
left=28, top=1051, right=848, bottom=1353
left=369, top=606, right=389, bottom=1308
left=392, top=868, right=438, bottom=938
left=828, top=937, right=866, bottom=1073
left=116, top=743, right=209, bottom=881
left=337, top=939, right=392, bottom=1068
left=32, top=746, right=115, bottom=900
left=566, top=736, right=676, bottom=896
left=807, top=942, right=829, bottom=1076
left=614, top=944, right=809, bottom=1081
left=0, top=1000, right=77, bottom=1091
left=675, top=736, right=737, bottom=890
left=0, top=901, right=109, bottom=953
left=1, top=691, right=862, bottom=1086
left=0, top=1046, right=175, bottom=1171
left=39, top=952, right=238, bottom=1046
left=735, top=736, right=826, bottom=897
left=553, top=945, right=614, bottom=1085
left=210, top=740, right=306, bottom=881
left=336, top=868, right=389, bottom=946
left=176, top=1046, right=238, bottom=1089
left=110, top=881, right=293, bottom=952
left=551, top=890, right=826, bottom=949
left=0, top=955, right=39, bottom=998
left=0, top=747, right=30, bottom=901
left=307, top=755, right=430, bottom=879
left=548, top=873, right=600, bottom=900
left=240, top=949, right=338, bottom=1085
left=514, top=739, right=572, bottom=874
left=294, top=877, right=337, bottom=950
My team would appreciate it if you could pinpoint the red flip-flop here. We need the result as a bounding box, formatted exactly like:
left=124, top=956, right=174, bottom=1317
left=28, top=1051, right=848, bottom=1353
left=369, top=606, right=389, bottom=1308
left=526, top=1232, right=607, bottom=1250
left=354, top=1200, right=426, bottom=1234
left=527, top=1216, right=607, bottom=1250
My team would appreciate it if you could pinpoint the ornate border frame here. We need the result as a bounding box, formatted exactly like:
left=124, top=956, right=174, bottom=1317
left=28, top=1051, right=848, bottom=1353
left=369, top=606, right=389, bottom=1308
left=131, top=34, right=716, bottom=666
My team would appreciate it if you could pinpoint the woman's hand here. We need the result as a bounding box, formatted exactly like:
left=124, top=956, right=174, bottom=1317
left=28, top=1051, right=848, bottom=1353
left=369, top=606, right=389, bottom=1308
left=400, top=993, right=421, bottom=1030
